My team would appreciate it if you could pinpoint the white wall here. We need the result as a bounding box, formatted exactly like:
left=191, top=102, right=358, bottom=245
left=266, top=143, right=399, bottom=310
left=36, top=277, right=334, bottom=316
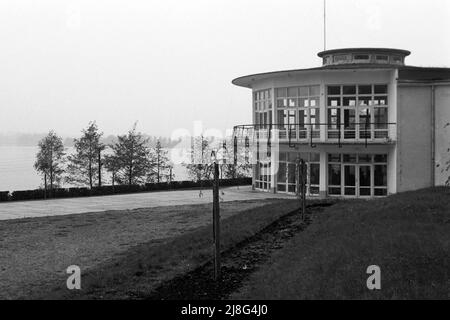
left=396, top=86, right=433, bottom=192
left=434, top=85, right=450, bottom=186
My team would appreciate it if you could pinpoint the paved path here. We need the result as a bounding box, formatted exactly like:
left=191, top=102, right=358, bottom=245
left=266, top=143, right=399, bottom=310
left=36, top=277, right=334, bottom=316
left=0, top=186, right=294, bottom=220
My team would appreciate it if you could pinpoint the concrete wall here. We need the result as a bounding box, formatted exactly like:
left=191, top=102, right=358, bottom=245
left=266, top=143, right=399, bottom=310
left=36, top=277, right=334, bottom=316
left=396, top=86, right=433, bottom=192
left=434, top=85, right=450, bottom=186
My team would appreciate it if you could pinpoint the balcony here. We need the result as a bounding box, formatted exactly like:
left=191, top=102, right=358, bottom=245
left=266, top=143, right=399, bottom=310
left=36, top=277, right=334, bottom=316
left=233, top=122, right=396, bottom=148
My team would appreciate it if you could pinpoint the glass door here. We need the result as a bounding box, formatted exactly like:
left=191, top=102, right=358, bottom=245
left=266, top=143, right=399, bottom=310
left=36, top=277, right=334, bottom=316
left=344, top=164, right=356, bottom=196
left=359, top=165, right=371, bottom=196
left=287, top=163, right=297, bottom=193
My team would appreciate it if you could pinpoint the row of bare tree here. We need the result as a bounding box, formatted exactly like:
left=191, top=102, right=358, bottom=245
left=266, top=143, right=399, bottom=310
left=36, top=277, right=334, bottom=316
left=34, top=122, right=173, bottom=194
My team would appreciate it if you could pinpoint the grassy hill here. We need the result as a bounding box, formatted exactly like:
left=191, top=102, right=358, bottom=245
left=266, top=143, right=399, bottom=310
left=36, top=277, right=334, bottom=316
left=232, top=187, right=450, bottom=299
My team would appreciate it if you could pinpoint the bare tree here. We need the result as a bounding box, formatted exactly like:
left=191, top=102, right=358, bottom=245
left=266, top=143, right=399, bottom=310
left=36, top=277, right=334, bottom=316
left=66, top=121, right=104, bottom=188
left=148, top=140, right=173, bottom=183
left=104, top=153, right=121, bottom=191
left=34, top=131, right=65, bottom=197
left=184, top=135, right=214, bottom=182
left=110, top=123, right=151, bottom=186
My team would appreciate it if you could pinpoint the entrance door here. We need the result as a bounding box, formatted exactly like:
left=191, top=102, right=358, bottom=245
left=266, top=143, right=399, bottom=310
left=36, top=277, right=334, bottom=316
left=359, top=165, right=371, bottom=196
left=344, top=164, right=356, bottom=196
left=287, top=163, right=297, bottom=193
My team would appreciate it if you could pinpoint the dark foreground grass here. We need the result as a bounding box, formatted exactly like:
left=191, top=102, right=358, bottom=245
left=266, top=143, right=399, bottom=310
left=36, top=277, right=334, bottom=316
left=232, top=188, right=450, bottom=300
left=53, top=199, right=300, bottom=299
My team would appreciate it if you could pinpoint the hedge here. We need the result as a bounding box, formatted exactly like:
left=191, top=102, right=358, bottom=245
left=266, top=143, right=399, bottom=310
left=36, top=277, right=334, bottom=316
left=0, top=178, right=252, bottom=202
left=0, top=191, right=9, bottom=202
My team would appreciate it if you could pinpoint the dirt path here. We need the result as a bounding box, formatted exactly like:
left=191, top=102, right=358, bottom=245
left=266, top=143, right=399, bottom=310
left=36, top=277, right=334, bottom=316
left=146, top=203, right=333, bottom=300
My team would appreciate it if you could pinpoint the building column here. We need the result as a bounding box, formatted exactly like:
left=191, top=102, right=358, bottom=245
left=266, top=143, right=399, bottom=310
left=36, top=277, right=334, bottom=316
left=270, top=131, right=279, bottom=194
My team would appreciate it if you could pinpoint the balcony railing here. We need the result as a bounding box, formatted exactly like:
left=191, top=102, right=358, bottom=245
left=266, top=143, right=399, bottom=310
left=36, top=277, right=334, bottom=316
left=233, top=122, right=396, bottom=148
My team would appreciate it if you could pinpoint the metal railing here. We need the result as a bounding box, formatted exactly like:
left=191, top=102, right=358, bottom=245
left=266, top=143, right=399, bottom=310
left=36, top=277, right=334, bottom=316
left=233, top=122, right=396, bottom=148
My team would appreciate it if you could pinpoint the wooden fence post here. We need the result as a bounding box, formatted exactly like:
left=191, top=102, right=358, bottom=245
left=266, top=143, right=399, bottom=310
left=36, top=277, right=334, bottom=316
left=212, top=162, right=221, bottom=281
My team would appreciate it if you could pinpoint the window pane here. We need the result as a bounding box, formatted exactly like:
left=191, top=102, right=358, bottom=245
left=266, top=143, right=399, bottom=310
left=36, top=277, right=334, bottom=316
left=376, top=56, right=388, bottom=62
left=374, top=96, right=388, bottom=105
left=310, top=153, right=320, bottom=162
left=359, top=96, right=372, bottom=106
left=358, top=154, right=372, bottom=163
left=374, top=165, right=387, bottom=186
left=328, top=153, right=341, bottom=162
left=374, top=154, right=388, bottom=163
left=343, top=154, right=357, bottom=163
left=328, top=97, right=340, bottom=107
left=288, top=87, right=298, bottom=97
left=310, top=85, right=320, bottom=96
left=358, top=85, right=372, bottom=95
left=328, top=108, right=340, bottom=129
left=310, top=163, right=320, bottom=185
left=299, top=86, right=309, bottom=97
left=359, top=166, right=371, bottom=187
left=288, top=98, right=297, bottom=107
left=329, top=187, right=341, bottom=195
left=334, top=55, right=349, bottom=62
left=328, top=164, right=341, bottom=185
left=344, top=166, right=356, bottom=186
left=374, top=85, right=388, bottom=94
left=288, top=164, right=296, bottom=184
left=277, top=110, right=285, bottom=125
left=359, top=107, right=371, bottom=125
left=343, top=85, right=356, bottom=95
left=277, top=99, right=287, bottom=108
left=354, top=54, right=370, bottom=60
left=277, top=162, right=286, bottom=183
left=374, top=188, right=387, bottom=196
left=276, top=88, right=287, bottom=98
left=310, top=97, right=319, bottom=107
left=299, top=98, right=309, bottom=108
left=375, top=108, right=388, bottom=128
left=327, top=86, right=341, bottom=95
left=343, top=97, right=357, bottom=106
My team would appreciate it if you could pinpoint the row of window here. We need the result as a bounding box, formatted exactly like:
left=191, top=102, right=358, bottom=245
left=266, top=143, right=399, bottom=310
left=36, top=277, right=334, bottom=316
left=255, top=85, right=389, bottom=110
left=255, top=153, right=388, bottom=197
left=323, top=54, right=403, bottom=65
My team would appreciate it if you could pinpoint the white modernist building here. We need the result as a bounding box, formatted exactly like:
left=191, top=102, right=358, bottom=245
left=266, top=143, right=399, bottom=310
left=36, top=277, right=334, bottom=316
left=232, top=48, right=450, bottom=198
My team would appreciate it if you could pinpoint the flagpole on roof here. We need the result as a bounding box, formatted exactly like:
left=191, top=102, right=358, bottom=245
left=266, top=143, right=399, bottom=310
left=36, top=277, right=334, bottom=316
left=324, top=0, right=327, bottom=50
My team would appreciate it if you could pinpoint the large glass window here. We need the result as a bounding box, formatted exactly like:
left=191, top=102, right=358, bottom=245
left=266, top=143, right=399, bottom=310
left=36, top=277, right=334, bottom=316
left=276, top=85, right=320, bottom=140
left=327, top=153, right=388, bottom=197
left=255, top=161, right=271, bottom=192
left=326, top=84, right=389, bottom=140
left=277, top=152, right=320, bottom=196
left=254, top=89, right=272, bottom=129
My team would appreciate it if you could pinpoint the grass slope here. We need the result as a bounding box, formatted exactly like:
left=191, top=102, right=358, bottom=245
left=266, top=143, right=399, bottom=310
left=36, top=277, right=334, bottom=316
left=0, top=199, right=294, bottom=299
left=232, top=188, right=450, bottom=300
left=51, top=199, right=300, bottom=299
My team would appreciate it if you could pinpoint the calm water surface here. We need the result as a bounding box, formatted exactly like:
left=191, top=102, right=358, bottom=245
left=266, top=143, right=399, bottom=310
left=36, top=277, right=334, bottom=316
left=0, top=146, right=189, bottom=192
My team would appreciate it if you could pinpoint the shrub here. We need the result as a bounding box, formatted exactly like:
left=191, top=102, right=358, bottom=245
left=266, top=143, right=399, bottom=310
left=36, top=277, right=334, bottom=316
left=2, top=177, right=252, bottom=202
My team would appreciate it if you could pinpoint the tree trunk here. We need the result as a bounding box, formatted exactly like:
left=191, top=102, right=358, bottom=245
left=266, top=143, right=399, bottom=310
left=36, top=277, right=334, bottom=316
left=112, top=172, right=115, bottom=193
left=98, top=149, right=102, bottom=187
left=44, top=173, right=48, bottom=200
left=89, top=160, right=93, bottom=189
left=50, top=149, right=54, bottom=198
left=157, top=155, right=160, bottom=183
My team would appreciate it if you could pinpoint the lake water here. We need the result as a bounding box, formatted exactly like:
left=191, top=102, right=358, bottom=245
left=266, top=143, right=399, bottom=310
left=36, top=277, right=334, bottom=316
left=0, top=146, right=189, bottom=192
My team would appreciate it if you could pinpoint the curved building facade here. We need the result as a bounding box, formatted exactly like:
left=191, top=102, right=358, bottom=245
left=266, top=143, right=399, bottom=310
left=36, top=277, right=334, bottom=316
left=232, top=48, right=450, bottom=198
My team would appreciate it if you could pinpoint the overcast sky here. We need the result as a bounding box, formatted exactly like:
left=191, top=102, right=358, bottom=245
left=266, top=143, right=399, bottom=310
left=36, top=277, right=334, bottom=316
left=0, top=0, right=449, bottom=138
